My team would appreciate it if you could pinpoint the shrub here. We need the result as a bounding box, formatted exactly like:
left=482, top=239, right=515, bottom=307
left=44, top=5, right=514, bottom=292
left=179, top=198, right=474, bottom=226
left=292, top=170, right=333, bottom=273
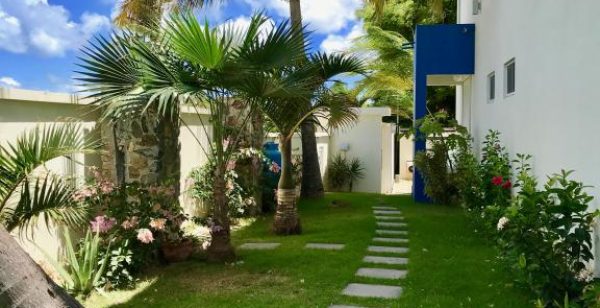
left=326, top=154, right=365, bottom=192
left=498, top=166, right=598, bottom=305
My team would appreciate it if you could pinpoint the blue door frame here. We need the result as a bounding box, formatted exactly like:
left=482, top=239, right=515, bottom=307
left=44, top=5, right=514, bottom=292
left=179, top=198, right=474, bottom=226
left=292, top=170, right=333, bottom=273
left=413, top=24, right=475, bottom=203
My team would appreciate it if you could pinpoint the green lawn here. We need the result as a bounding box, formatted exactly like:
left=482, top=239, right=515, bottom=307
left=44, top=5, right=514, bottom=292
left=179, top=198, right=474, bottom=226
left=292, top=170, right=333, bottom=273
left=85, top=193, right=532, bottom=307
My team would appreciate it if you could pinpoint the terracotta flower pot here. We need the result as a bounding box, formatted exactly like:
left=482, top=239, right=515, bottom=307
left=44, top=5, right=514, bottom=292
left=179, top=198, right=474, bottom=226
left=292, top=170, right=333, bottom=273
left=160, top=239, right=194, bottom=263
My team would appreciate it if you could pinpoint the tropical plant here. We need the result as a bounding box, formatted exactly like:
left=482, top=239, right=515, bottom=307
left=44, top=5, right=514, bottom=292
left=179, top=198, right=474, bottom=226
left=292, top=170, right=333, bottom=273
left=48, top=228, right=111, bottom=297
left=257, top=52, right=365, bottom=234
left=326, top=154, right=365, bottom=192
left=0, top=124, right=94, bottom=234
left=77, top=12, right=311, bottom=259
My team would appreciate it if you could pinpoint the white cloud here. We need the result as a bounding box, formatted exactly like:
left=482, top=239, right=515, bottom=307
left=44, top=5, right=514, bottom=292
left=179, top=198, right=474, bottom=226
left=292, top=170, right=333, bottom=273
left=0, top=76, right=21, bottom=88
left=244, top=0, right=362, bottom=34
left=0, top=0, right=110, bottom=57
left=218, top=15, right=275, bottom=42
left=320, top=23, right=364, bottom=54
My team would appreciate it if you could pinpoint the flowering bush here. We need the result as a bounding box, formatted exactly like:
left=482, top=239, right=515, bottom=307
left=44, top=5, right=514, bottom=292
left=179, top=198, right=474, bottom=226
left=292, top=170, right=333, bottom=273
left=71, top=167, right=189, bottom=289
left=454, top=133, right=599, bottom=305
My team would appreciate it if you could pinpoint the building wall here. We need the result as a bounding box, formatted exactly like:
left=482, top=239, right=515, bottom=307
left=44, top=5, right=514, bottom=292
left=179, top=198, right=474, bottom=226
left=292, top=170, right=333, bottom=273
left=457, top=0, right=600, bottom=272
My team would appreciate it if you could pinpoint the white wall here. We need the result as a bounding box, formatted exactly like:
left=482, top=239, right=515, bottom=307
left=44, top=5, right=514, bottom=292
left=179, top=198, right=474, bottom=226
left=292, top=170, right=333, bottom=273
left=458, top=0, right=600, bottom=273
left=329, top=107, right=393, bottom=194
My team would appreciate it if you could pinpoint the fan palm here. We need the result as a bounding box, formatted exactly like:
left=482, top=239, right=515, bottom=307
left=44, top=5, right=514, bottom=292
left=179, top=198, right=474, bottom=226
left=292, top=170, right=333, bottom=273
left=0, top=123, right=95, bottom=308
left=261, top=53, right=365, bottom=234
left=77, top=12, right=310, bottom=260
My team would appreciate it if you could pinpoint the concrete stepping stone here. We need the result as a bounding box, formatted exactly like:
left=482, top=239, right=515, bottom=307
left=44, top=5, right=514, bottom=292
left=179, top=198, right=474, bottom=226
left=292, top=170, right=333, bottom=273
left=372, top=206, right=397, bottom=210
left=363, top=255, right=408, bottom=265
left=356, top=268, right=408, bottom=280
left=375, top=216, right=404, bottom=221
left=305, top=243, right=345, bottom=250
left=373, top=237, right=408, bottom=244
left=376, top=230, right=408, bottom=235
left=373, top=210, right=402, bottom=215
left=377, top=222, right=407, bottom=228
left=342, top=283, right=403, bottom=299
left=368, top=246, right=409, bottom=254
left=239, top=243, right=280, bottom=250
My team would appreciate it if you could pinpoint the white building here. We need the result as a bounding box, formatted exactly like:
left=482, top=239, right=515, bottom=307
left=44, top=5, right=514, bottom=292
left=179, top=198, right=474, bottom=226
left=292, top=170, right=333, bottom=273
left=455, top=0, right=600, bottom=272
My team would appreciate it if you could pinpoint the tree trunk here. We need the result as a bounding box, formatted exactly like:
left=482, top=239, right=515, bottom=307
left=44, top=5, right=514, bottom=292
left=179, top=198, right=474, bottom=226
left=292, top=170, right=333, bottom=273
left=0, top=227, right=82, bottom=308
left=206, top=166, right=236, bottom=262
left=273, top=136, right=301, bottom=235
left=157, top=114, right=181, bottom=193
left=288, top=0, right=325, bottom=199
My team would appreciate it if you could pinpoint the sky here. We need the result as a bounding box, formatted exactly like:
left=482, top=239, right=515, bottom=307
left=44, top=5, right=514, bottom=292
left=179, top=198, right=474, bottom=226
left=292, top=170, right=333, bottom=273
left=0, top=0, right=365, bottom=93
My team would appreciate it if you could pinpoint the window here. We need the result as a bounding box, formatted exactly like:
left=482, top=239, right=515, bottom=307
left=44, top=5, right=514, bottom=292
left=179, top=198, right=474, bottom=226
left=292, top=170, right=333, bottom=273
left=504, top=58, right=516, bottom=95
left=487, top=72, right=495, bottom=102
left=472, top=0, right=481, bottom=15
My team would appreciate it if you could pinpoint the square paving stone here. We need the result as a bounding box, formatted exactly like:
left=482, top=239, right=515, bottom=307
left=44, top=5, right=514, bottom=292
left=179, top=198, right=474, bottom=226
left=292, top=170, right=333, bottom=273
left=376, top=230, right=408, bottom=235
left=238, top=243, right=280, bottom=250
left=375, top=216, right=404, bottom=221
left=373, top=237, right=408, bottom=244
left=368, top=246, right=409, bottom=254
left=342, top=283, right=403, bottom=299
left=356, top=268, right=408, bottom=279
left=373, top=210, right=402, bottom=215
left=363, top=256, right=408, bottom=265
left=377, top=222, right=407, bottom=228
left=305, top=243, right=345, bottom=250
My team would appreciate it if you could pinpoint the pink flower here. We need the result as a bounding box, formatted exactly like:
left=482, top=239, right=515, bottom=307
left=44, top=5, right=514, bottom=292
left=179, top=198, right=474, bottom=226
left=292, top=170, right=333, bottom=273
left=121, top=216, right=139, bottom=230
left=226, top=160, right=237, bottom=171
left=100, top=181, right=115, bottom=194
left=491, top=176, right=504, bottom=186
left=269, top=162, right=281, bottom=174
left=149, top=218, right=167, bottom=230
left=226, top=179, right=235, bottom=191
left=136, top=228, right=154, bottom=244
left=90, top=215, right=117, bottom=233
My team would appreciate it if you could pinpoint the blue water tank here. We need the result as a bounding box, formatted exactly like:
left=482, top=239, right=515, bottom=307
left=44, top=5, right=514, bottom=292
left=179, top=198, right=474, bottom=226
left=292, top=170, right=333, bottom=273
left=262, top=141, right=281, bottom=166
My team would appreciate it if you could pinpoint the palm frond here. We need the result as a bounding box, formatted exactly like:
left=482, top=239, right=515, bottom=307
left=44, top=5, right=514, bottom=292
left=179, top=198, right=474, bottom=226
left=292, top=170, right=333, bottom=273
left=3, top=175, right=89, bottom=237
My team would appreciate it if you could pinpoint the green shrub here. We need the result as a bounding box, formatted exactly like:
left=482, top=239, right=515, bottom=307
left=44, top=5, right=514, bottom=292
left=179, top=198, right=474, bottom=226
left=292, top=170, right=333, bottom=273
left=326, top=154, right=365, bottom=192
left=498, top=165, right=598, bottom=305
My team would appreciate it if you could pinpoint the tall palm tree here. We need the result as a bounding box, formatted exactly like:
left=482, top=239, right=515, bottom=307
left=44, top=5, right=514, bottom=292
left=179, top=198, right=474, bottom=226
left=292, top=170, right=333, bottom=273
left=263, top=53, right=365, bottom=234
left=0, top=124, right=95, bottom=308
left=77, top=13, right=310, bottom=260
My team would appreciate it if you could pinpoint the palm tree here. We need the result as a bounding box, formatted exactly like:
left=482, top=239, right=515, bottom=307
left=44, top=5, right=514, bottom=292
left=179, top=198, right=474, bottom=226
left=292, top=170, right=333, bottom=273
left=77, top=13, right=310, bottom=260
left=261, top=53, right=364, bottom=234
left=0, top=124, right=95, bottom=308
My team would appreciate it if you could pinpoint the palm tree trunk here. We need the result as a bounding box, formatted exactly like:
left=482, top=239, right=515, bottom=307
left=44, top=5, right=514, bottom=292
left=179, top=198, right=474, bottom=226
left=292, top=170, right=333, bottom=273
left=0, top=227, right=82, bottom=308
left=206, top=165, right=236, bottom=262
left=273, top=136, right=301, bottom=235
left=288, top=0, right=325, bottom=199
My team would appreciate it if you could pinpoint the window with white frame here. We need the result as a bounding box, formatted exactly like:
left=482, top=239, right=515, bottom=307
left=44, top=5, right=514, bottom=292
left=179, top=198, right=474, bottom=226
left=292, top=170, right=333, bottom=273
left=487, top=71, right=495, bottom=102
left=504, top=58, right=516, bottom=96
left=472, top=0, right=481, bottom=15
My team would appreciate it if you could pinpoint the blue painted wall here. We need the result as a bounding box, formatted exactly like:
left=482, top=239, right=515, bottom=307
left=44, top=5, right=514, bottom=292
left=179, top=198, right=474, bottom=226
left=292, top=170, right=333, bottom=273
left=413, top=24, right=475, bottom=203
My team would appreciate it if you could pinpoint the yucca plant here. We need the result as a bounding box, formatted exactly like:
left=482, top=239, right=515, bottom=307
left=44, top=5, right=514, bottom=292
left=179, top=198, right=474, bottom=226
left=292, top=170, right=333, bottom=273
left=47, top=228, right=111, bottom=297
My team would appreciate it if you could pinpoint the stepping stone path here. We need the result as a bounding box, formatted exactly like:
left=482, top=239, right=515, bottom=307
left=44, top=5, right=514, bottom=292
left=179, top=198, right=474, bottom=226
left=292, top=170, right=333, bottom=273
left=376, top=222, right=407, bottom=228
left=305, top=243, right=345, bottom=250
left=342, top=283, right=403, bottom=299
left=373, top=237, right=408, bottom=244
left=332, top=204, right=409, bottom=306
left=356, top=268, right=408, bottom=279
left=238, top=243, right=280, bottom=250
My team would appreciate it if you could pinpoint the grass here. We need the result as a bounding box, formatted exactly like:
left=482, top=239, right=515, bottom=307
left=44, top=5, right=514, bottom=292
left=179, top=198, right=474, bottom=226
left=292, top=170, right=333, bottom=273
left=85, top=193, right=532, bottom=307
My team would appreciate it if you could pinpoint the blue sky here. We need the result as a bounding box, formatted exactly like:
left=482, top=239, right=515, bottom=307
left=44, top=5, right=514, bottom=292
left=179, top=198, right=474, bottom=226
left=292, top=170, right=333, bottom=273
left=0, top=0, right=364, bottom=92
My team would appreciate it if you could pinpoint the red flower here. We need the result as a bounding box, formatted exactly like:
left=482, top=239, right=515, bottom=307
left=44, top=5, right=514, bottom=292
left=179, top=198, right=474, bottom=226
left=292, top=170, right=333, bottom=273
left=502, top=180, right=512, bottom=189
left=491, top=176, right=504, bottom=186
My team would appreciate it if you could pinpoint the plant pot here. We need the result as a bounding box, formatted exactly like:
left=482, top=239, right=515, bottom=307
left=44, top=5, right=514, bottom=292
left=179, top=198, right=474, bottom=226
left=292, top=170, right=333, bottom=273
left=160, top=239, right=194, bottom=263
